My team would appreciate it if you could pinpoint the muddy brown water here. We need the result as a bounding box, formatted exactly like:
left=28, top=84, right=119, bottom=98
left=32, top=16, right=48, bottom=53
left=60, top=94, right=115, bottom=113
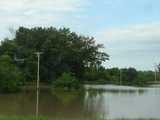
left=0, top=85, right=160, bottom=119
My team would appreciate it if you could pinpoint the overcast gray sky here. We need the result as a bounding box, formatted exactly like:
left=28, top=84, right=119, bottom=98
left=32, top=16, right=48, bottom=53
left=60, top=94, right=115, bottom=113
left=0, top=0, right=160, bottom=70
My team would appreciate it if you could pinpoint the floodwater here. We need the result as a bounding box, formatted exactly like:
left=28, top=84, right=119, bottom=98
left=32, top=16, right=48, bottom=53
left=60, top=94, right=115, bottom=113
left=0, top=85, right=160, bottom=119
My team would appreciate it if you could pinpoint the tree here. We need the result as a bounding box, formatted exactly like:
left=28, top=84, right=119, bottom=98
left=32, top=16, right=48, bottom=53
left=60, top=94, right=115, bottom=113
left=0, top=55, right=24, bottom=92
left=0, top=38, right=17, bottom=57
left=120, top=68, right=138, bottom=84
left=127, top=68, right=138, bottom=81
left=135, top=71, right=154, bottom=85
left=53, top=72, right=82, bottom=90
left=0, top=27, right=109, bottom=82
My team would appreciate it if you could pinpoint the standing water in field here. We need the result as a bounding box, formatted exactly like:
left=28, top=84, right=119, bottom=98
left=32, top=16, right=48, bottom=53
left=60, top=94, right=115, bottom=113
left=0, top=85, right=159, bottom=119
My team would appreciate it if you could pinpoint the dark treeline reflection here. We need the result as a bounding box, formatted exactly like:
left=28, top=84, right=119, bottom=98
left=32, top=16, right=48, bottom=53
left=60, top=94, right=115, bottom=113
left=86, top=88, right=146, bottom=95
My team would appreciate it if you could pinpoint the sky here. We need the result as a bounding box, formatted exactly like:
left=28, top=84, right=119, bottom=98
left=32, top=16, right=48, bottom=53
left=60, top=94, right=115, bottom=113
left=0, top=0, right=160, bottom=70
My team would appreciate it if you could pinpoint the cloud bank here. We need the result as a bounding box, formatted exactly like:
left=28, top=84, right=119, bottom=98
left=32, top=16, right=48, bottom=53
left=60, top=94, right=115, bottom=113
left=0, top=0, right=89, bottom=39
left=100, top=23, right=160, bottom=70
left=102, top=23, right=160, bottom=44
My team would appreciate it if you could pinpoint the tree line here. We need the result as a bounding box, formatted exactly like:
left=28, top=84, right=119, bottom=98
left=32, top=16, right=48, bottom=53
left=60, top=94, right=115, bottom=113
left=0, top=27, right=159, bottom=92
left=84, top=67, right=159, bottom=86
left=0, top=27, right=108, bottom=91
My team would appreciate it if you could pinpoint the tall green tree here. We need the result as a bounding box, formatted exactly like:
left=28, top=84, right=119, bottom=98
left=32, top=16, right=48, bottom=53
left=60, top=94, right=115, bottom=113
left=0, top=27, right=109, bottom=82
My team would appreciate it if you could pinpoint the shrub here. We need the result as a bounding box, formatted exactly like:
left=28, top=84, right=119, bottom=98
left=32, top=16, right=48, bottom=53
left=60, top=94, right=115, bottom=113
left=53, top=72, right=82, bottom=90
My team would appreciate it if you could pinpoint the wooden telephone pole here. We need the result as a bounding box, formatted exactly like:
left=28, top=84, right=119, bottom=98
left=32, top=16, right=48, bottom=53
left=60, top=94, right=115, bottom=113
left=35, top=52, right=43, bottom=118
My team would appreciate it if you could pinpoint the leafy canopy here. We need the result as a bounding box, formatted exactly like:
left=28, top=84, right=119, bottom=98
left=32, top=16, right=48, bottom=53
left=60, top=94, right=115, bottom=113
left=0, top=55, right=24, bottom=92
left=0, top=27, right=109, bottom=82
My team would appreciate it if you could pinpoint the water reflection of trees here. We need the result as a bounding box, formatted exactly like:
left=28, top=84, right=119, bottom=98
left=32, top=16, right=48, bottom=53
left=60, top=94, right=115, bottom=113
left=0, top=89, right=106, bottom=119
left=83, top=88, right=147, bottom=119
left=50, top=90, right=86, bottom=118
left=0, top=90, right=36, bottom=116
left=84, top=89, right=109, bottom=119
left=86, top=88, right=146, bottom=95
left=0, top=89, right=85, bottom=118
left=0, top=87, right=149, bottom=120
left=51, top=90, right=108, bottom=119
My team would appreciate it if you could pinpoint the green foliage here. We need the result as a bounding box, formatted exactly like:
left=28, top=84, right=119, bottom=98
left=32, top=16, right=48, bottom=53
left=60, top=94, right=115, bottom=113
left=0, top=26, right=157, bottom=88
left=134, top=71, right=155, bottom=85
left=83, top=67, right=111, bottom=84
left=120, top=68, right=138, bottom=85
left=52, top=90, right=84, bottom=105
left=0, top=39, right=17, bottom=57
left=0, top=27, right=109, bottom=83
left=106, top=68, right=120, bottom=84
left=0, top=55, right=24, bottom=92
left=53, top=72, right=82, bottom=90
left=84, top=67, right=156, bottom=86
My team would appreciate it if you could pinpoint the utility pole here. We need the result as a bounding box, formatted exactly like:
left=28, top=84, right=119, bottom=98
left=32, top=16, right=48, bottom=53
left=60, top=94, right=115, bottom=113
left=120, top=69, right=122, bottom=85
left=155, top=68, right=157, bottom=82
left=35, top=52, right=42, bottom=118
left=154, top=63, right=157, bottom=83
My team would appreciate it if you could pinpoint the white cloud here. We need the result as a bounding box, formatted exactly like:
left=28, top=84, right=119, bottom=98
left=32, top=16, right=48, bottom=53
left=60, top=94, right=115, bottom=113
left=0, top=0, right=89, bottom=39
left=98, top=23, right=160, bottom=70
left=0, top=0, right=88, bottom=29
left=101, top=23, right=160, bottom=44
left=0, top=0, right=85, bottom=12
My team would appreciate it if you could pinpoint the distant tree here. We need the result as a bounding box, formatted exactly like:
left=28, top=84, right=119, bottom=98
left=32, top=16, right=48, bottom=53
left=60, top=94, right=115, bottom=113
left=83, top=66, right=110, bottom=83
left=108, top=68, right=119, bottom=76
left=127, top=68, right=138, bottom=81
left=119, top=67, right=138, bottom=85
left=135, top=71, right=154, bottom=85
left=107, top=68, right=120, bottom=83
